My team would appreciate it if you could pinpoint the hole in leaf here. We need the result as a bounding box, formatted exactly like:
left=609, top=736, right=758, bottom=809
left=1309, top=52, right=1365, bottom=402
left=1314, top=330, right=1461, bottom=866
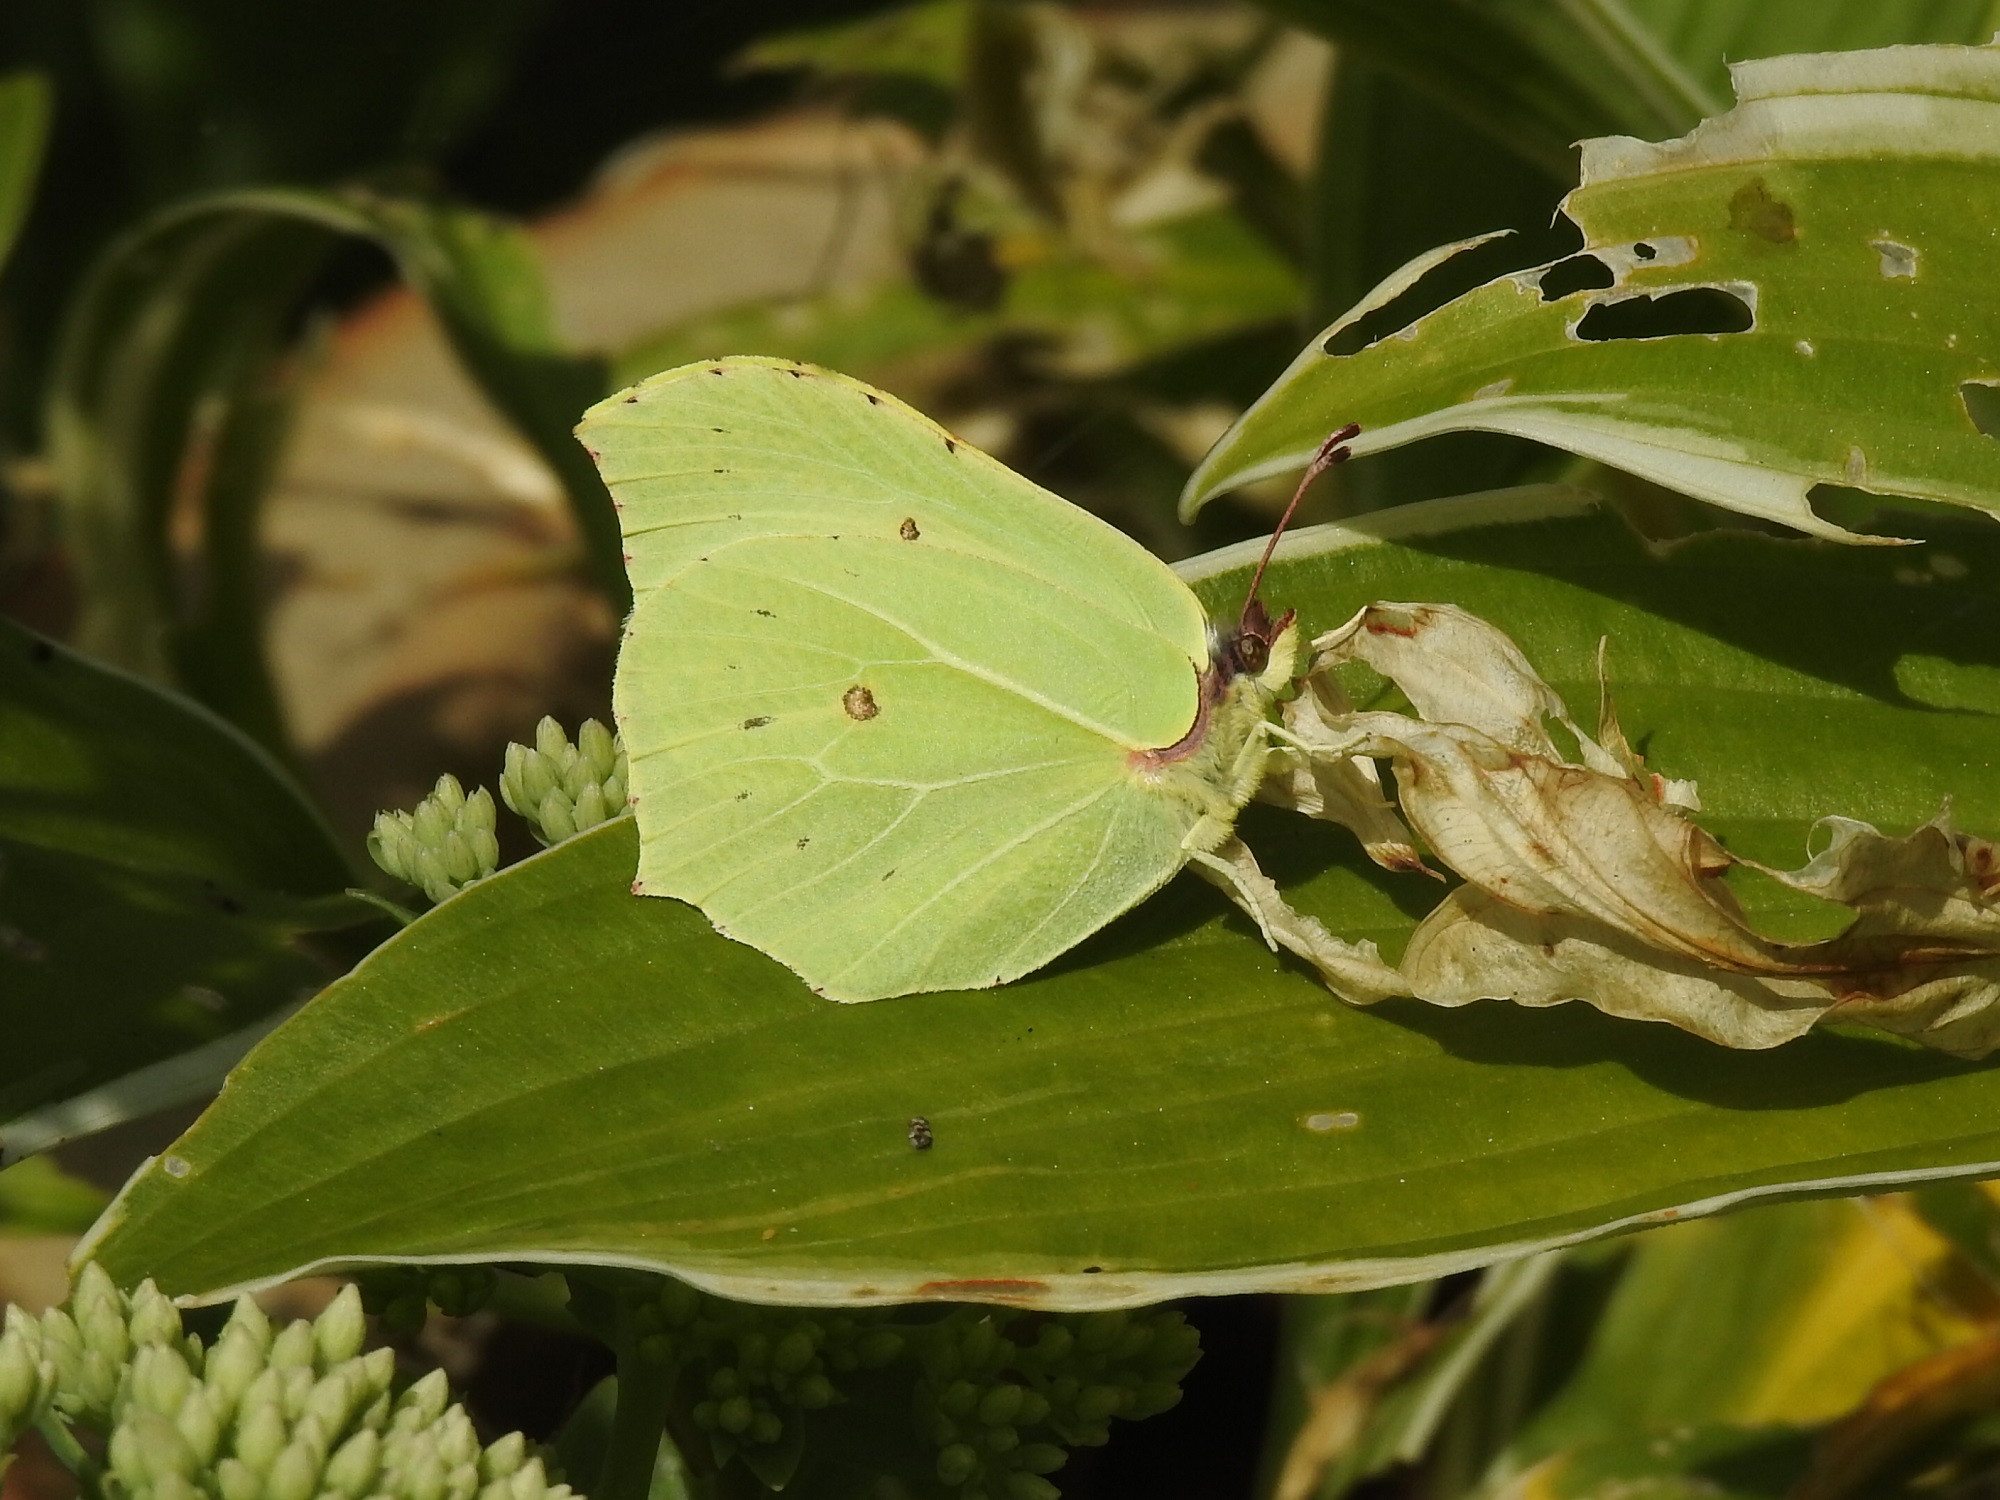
left=1321, top=229, right=1571, bottom=357
left=1537, top=254, right=1615, bottom=302
left=1573, top=287, right=1754, bottom=342
left=1961, top=381, right=2000, bottom=438
left=1634, top=241, right=1657, bottom=260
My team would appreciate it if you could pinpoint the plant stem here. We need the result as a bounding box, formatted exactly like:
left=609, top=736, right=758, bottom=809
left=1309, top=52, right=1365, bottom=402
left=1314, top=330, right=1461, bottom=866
left=594, top=1344, right=676, bottom=1500
left=35, top=1413, right=108, bottom=1500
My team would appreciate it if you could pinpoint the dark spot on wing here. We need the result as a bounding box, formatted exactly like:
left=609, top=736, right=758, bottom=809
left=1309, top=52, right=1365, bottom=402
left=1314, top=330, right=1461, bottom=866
left=712, top=426, right=726, bottom=433
left=709, top=367, right=725, bottom=375
left=843, top=685, right=879, bottom=720
left=944, top=437, right=958, bottom=454
left=1634, top=241, right=1657, bottom=260
left=908, top=1116, right=933, bottom=1150
left=899, top=517, right=920, bottom=540
left=865, top=392, right=880, bottom=405
left=735, top=790, right=751, bottom=801
left=796, top=837, right=810, bottom=850
left=1083, top=1266, right=1103, bottom=1274
left=755, top=609, right=775, bottom=618
left=742, top=716, right=772, bottom=729
left=713, top=468, right=727, bottom=474
left=882, top=868, right=896, bottom=881
left=787, top=367, right=806, bottom=378
left=623, top=394, right=639, bottom=403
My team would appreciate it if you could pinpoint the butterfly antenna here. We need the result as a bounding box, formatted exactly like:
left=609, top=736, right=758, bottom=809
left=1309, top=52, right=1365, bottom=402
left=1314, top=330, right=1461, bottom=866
left=1239, top=423, right=1360, bottom=632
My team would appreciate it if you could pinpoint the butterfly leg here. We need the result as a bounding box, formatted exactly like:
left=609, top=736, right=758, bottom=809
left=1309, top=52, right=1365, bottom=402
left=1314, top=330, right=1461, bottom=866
left=1187, top=836, right=1409, bottom=1004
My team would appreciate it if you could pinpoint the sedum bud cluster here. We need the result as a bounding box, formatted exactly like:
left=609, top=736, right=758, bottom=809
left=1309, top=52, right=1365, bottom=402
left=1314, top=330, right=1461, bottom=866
left=499, top=719, right=628, bottom=847
left=628, top=1278, right=901, bottom=1488
left=367, top=775, right=500, bottom=904
left=1, top=1265, right=573, bottom=1500
left=355, top=1268, right=498, bottom=1338
left=913, top=1307, right=1201, bottom=1500
left=602, top=1278, right=1199, bottom=1499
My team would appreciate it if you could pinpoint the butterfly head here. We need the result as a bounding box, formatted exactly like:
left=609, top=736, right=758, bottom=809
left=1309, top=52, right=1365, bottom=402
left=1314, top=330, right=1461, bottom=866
left=1224, top=422, right=1358, bottom=689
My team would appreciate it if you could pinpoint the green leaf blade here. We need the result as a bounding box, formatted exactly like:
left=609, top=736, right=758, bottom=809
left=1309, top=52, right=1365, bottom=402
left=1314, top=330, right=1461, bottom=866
left=1186, top=42, right=2000, bottom=536
left=82, top=497, right=2000, bottom=1308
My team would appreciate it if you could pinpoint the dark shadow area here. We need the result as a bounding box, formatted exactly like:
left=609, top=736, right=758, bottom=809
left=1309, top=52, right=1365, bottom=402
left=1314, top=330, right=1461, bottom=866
left=1070, top=1296, right=1278, bottom=1500
left=1573, top=286, right=1754, bottom=341
left=1370, top=994, right=1981, bottom=1110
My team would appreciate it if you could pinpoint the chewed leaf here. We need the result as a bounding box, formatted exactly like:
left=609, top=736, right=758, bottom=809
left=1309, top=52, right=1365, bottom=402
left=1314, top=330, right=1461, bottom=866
left=1183, top=42, right=2000, bottom=537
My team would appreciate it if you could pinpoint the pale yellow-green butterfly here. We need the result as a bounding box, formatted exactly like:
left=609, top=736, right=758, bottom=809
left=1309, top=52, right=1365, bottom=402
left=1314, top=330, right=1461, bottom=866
left=577, top=357, right=1354, bottom=1001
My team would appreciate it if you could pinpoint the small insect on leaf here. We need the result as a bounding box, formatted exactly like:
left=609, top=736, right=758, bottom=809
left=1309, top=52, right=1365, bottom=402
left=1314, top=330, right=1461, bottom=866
left=578, top=357, right=1374, bottom=1002
left=908, top=1116, right=933, bottom=1150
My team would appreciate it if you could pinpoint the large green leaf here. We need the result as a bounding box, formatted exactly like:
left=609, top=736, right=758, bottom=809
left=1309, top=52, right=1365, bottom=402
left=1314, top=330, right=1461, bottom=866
left=1186, top=43, right=2000, bottom=539
left=80, top=490, right=2000, bottom=1306
left=0, top=616, right=362, bottom=1162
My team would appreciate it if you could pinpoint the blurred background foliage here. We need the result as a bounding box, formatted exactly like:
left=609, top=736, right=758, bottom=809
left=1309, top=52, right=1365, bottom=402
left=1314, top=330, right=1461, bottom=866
left=10, top=3, right=2000, bottom=1498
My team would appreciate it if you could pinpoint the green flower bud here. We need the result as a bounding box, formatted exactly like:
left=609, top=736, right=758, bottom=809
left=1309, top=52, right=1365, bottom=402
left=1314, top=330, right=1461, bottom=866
left=215, top=1455, right=263, bottom=1500
left=131, top=1342, right=196, bottom=1414
left=960, top=1319, right=1000, bottom=1370
left=267, top=1320, right=316, bottom=1375
left=717, top=1395, right=753, bottom=1434
left=72, top=1348, right=120, bottom=1417
left=447, top=1460, right=482, bottom=1500
left=480, top=1432, right=525, bottom=1482
left=396, top=1370, right=451, bottom=1429
left=314, top=1287, right=366, bottom=1366
left=772, top=1325, right=816, bottom=1375
left=536, top=790, right=577, bottom=843
left=128, top=1283, right=184, bottom=1348
left=939, top=1380, right=980, bottom=1419
left=325, top=1429, right=382, bottom=1499
left=936, top=1443, right=980, bottom=1486
left=707, top=1367, right=744, bottom=1400
left=1015, top=1444, right=1066, bottom=1475
left=1031, top=1324, right=1072, bottom=1365
left=978, top=1384, right=1024, bottom=1427
left=220, top=1296, right=273, bottom=1356
left=578, top=720, right=618, bottom=781
left=0, top=1335, right=44, bottom=1426
left=266, top=1437, right=324, bottom=1500
left=505, top=1457, right=553, bottom=1500
left=1075, top=1312, right=1125, bottom=1355
left=535, top=716, right=568, bottom=762
left=72, top=1263, right=121, bottom=1328
left=570, top=782, right=607, bottom=831
left=434, top=1409, right=480, bottom=1469
left=1073, top=1386, right=1124, bottom=1424
left=110, top=1409, right=199, bottom=1487
left=983, top=1424, right=1019, bottom=1455
left=303, top=1368, right=358, bottom=1433
left=431, top=775, right=467, bottom=816
left=176, top=1387, right=224, bottom=1467
left=1126, top=1380, right=1183, bottom=1419
left=794, top=1373, right=835, bottom=1409
left=404, top=1445, right=450, bottom=1500
left=234, top=1396, right=289, bottom=1473
left=1110, top=1324, right=1153, bottom=1363
left=748, top=1410, right=783, bottom=1446
left=372, top=780, right=501, bottom=900
left=80, top=1299, right=130, bottom=1369
left=1005, top=1473, right=1060, bottom=1500
left=657, top=1280, right=700, bottom=1328
left=153, top=1472, right=207, bottom=1500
